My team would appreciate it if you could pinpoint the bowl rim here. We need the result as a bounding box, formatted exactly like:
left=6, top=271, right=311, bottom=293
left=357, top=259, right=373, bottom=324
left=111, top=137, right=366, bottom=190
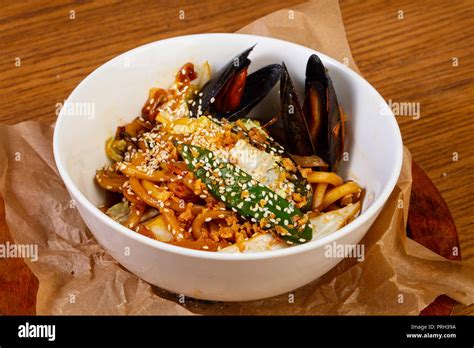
left=53, top=33, right=403, bottom=261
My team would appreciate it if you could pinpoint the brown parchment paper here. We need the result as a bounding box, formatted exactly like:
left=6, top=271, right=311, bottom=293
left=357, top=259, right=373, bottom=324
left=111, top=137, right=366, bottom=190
left=1, top=0, right=473, bottom=315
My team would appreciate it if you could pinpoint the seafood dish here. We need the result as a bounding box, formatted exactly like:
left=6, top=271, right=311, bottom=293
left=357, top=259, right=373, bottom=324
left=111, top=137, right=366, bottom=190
left=95, top=46, right=363, bottom=253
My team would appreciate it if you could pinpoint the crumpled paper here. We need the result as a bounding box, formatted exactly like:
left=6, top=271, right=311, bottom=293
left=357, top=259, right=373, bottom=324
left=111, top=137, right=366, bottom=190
left=1, top=0, right=473, bottom=315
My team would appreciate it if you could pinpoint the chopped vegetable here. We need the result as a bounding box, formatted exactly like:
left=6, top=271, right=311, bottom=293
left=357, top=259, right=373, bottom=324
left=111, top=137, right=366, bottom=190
left=143, top=215, right=174, bottom=242
left=177, top=143, right=313, bottom=244
left=106, top=201, right=130, bottom=223
left=105, top=137, right=127, bottom=162
left=310, top=201, right=361, bottom=240
left=234, top=119, right=313, bottom=210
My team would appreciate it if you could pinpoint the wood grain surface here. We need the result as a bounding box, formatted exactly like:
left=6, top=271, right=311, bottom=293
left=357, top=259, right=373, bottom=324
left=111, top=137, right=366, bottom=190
left=0, top=0, right=473, bottom=315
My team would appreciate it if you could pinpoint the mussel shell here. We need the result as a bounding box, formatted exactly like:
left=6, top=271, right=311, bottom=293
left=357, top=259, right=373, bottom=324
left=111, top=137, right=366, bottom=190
left=305, top=54, right=343, bottom=171
left=303, top=81, right=325, bottom=153
left=226, top=64, right=282, bottom=121
left=326, top=74, right=343, bottom=171
left=280, top=63, right=316, bottom=156
left=305, top=55, right=328, bottom=90
left=190, top=46, right=254, bottom=117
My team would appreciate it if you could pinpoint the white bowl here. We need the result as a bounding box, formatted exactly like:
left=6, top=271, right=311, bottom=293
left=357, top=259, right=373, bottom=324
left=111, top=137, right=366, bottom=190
left=53, top=33, right=403, bottom=301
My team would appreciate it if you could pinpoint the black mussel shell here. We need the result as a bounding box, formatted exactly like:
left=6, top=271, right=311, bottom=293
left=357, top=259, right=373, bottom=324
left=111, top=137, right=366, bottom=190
left=280, top=62, right=316, bottom=156
left=190, top=46, right=254, bottom=118
left=305, top=54, right=343, bottom=171
left=225, top=64, right=282, bottom=121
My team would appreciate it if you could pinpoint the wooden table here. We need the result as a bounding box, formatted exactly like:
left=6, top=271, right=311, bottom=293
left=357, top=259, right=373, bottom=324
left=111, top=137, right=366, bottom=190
left=0, top=0, right=473, bottom=315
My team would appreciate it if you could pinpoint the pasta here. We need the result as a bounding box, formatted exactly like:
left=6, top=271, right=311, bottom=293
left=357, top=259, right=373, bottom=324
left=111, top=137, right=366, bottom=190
left=95, top=60, right=363, bottom=253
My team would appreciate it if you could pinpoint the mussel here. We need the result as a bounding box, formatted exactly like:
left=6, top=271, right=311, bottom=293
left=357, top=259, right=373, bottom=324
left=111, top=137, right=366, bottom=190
left=191, top=47, right=344, bottom=172
left=190, top=46, right=282, bottom=121
left=279, top=55, right=344, bottom=171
